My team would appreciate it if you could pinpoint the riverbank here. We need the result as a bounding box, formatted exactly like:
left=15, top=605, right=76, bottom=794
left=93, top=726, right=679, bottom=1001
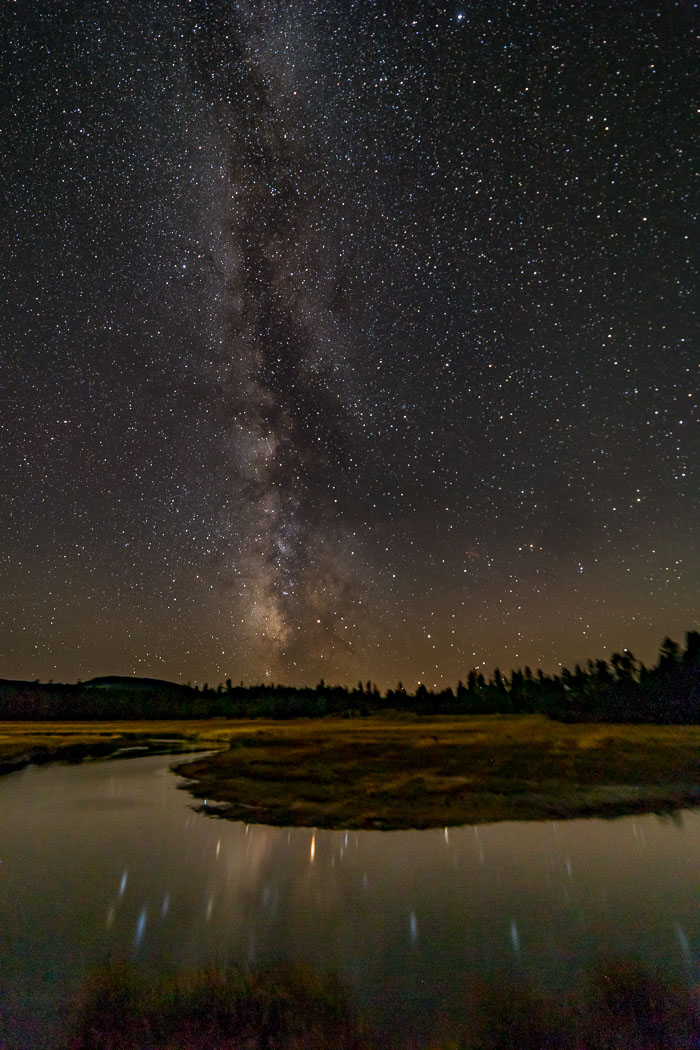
left=0, top=720, right=219, bottom=773
left=173, top=714, right=700, bottom=827
left=2, top=715, right=695, bottom=827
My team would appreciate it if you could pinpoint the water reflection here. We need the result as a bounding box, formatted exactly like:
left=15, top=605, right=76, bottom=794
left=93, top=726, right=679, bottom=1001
left=676, top=924, right=693, bottom=974
left=0, top=754, right=698, bottom=1050
left=134, top=907, right=147, bottom=949
left=409, top=911, right=418, bottom=943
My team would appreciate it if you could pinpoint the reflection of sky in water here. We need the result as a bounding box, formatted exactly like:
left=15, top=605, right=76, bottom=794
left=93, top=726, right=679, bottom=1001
left=0, top=754, right=698, bottom=1048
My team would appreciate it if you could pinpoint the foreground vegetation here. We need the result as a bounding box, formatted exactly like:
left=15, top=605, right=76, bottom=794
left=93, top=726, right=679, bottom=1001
left=1, top=631, right=698, bottom=724
left=64, top=959, right=699, bottom=1049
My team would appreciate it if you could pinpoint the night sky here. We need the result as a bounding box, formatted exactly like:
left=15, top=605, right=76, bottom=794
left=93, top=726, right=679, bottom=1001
left=2, top=1, right=697, bottom=690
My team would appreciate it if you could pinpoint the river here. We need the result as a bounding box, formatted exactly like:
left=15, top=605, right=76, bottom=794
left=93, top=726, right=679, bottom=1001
left=0, top=752, right=698, bottom=1047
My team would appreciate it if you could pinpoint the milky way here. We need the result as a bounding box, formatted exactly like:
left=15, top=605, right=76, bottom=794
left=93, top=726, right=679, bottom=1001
left=184, top=3, right=367, bottom=678
left=1, top=1, right=696, bottom=688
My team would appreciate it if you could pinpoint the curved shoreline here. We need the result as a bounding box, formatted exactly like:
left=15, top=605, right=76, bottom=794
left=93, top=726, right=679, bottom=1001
left=172, top=714, right=700, bottom=828
left=1, top=716, right=698, bottom=828
left=174, top=760, right=700, bottom=829
left=0, top=725, right=216, bottom=777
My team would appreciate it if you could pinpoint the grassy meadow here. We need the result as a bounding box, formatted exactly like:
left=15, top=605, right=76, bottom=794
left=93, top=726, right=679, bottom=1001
left=1, top=714, right=698, bottom=827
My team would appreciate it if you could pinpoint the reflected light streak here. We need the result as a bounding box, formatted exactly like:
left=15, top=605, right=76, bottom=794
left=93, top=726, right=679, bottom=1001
left=409, top=911, right=418, bottom=943
left=510, top=919, right=521, bottom=954
left=134, top=907, right=147, bottom=948
left=632, top=820, right=648, bottom=848
left=473, top=826, right=485, bottom=866
left=676, top=924, right=692, bottom=970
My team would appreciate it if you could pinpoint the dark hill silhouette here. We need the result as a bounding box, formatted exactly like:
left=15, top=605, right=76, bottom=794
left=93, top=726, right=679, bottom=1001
left=83, top=676, right=194, bottom=693
left=0, top=676, right=202, bottom=720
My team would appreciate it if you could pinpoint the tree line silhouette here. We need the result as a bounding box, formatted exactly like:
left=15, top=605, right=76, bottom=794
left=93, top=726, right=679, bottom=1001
left=1, top=631, right=697, bottom=724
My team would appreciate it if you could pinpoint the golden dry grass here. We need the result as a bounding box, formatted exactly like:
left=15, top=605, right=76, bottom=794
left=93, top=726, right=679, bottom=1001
left=1, top=715, right=698, bottom=827
left=171, top=714, right=700, bottom=828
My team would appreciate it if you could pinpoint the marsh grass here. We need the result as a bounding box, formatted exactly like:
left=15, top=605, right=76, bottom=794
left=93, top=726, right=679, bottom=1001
left=63, top=960, right=699, bottom=1050
left=65, top=962, right=364, bottom=1050
left=0, top=720, right=228, bottom=771
left=172, top=715, right=700, bottom=828
left=1, top=715, right=698, bottom=827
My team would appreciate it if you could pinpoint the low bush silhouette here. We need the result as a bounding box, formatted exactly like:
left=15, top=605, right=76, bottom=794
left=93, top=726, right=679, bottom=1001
left=63, top=959, right=699, bottom=1050
left=66, top=962, right=364, bottom=1050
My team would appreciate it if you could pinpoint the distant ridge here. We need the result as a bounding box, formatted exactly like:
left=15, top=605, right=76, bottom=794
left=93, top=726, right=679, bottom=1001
left=83, top=676, right=194, bottom=693
left=0, top=676, right=194, bottom=693
left=0, top=675, right=206, bottom=720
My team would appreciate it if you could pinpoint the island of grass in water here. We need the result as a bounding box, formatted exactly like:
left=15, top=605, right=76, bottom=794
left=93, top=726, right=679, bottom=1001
left=171, top=714, right=700, bottom=828
left=1, top=714, right=698, bottom=829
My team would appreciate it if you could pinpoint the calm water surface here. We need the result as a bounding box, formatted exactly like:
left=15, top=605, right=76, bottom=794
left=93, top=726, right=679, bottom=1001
left=0, top=753, right=698, bottom=1048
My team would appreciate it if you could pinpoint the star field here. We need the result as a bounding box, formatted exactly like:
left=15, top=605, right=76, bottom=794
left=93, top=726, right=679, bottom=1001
left=1, top=0, right=697, bottom=689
